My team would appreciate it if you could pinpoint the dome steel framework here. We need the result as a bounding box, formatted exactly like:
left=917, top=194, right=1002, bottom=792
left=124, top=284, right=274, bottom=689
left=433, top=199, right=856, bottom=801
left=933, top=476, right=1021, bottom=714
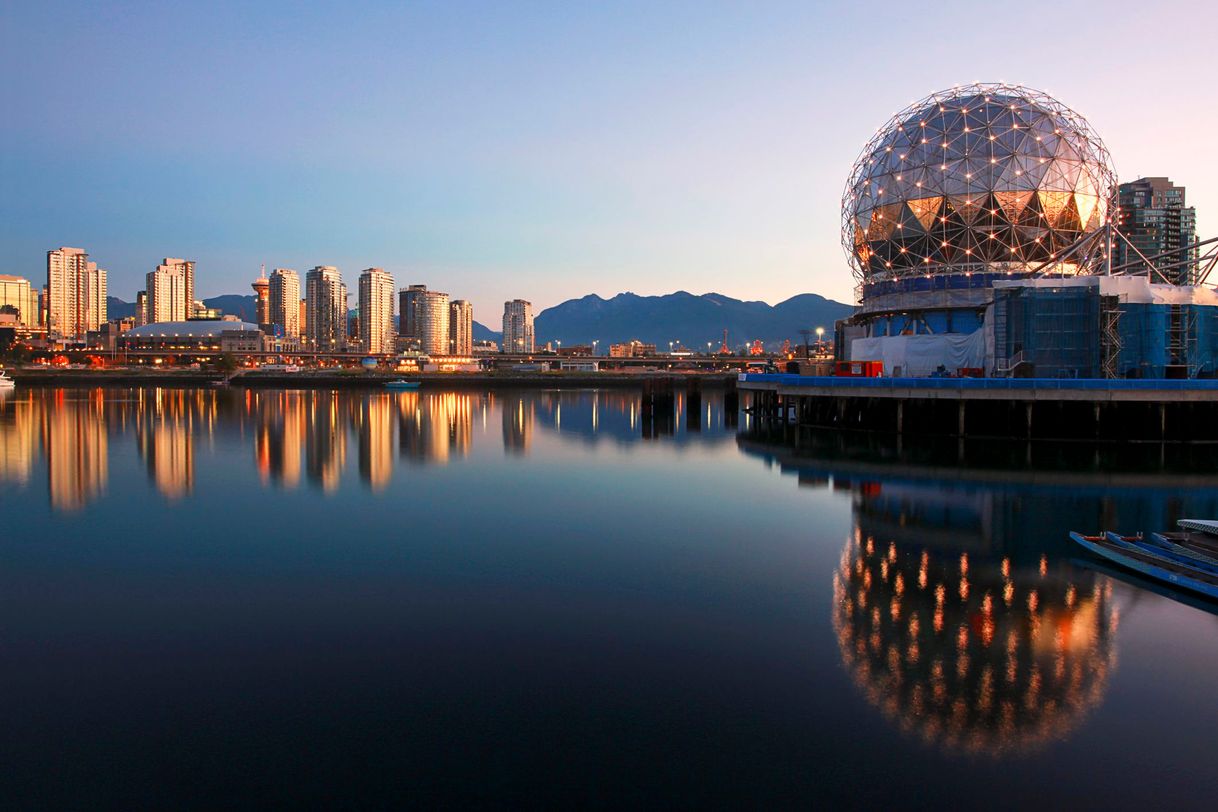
left=842, top=83, right=1117, bottom=285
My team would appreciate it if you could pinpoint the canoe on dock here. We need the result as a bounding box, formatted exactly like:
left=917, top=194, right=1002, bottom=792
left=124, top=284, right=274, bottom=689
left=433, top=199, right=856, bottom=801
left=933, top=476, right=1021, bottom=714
left=1103, top=532, right=1218, bottom=577
left=1069, top=532, right=1218, bottom=601
left=1148, top=532, right=1218, bottom=566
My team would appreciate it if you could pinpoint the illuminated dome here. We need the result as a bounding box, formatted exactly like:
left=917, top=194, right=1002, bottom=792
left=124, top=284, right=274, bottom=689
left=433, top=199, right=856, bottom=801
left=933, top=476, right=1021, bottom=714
left=842, top=83, right=1116, bottom=284
left=833, top=531, right=1117, bottom=756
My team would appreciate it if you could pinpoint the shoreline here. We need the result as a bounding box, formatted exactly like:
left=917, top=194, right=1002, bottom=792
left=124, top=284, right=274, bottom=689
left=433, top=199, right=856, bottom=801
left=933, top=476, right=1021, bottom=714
left=3, top=369, right=739, bottom=390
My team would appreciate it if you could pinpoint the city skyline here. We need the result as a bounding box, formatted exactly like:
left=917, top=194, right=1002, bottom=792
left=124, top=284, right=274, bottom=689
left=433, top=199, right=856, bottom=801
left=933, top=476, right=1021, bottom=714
left=4, top=2, right=1216, bottom=321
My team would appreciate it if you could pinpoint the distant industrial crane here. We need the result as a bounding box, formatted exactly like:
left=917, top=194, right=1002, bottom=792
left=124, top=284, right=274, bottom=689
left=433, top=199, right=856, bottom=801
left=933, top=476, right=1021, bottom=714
left=799, top=328, right=814, bottom=357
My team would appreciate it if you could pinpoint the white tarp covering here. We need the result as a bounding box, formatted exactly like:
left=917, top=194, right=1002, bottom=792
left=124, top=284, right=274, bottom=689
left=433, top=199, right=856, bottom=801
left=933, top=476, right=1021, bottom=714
left=991, top=275, right=1218, bottom=306
left=849, top=330, right=986, bottom=377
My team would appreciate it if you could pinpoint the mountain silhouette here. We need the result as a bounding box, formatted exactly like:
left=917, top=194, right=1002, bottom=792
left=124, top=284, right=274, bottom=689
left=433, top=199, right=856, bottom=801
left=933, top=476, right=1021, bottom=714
left=530, top=291, right=851, bottom=349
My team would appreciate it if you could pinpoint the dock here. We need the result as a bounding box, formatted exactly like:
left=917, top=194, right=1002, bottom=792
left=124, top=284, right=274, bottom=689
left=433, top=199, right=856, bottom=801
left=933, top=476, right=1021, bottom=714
left=738, top=374, right=1218, bottom=442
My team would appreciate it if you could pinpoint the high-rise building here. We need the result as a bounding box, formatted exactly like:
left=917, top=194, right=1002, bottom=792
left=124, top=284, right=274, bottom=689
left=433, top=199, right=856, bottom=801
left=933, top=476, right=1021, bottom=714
left=299, top=299, right=307, bottom=339
left=1115, top=177, right=1198, bottom=285
left=269, top=268, right=301, bottom=337
left=46, top=247, right=106, bottom=340
left=305, top=266, right=348, bottom=351
left=146, top=261, right=190, bottom=323
left=398, top=284, right=428, bottom=344
left=135, top=290, right=149, bottom=326
left=502, top=299, right=535, bottom=353
left=146, top=259, right=195, bottom=322
left=252, top=267, right=270, bottom=325
left=449, top=299, right=473, bottom=355
left=0, top=275, right=39, bottom=326
left=399, top=284, right=450, bottom=354
left=418, top=289, right=449, bottom=355
left=358, top=267, right=396, bottom=354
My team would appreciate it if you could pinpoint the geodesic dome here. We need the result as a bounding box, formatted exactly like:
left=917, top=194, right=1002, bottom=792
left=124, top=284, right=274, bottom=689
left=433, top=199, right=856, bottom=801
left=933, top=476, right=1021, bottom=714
left=842, top=83, right=1116, bottom=284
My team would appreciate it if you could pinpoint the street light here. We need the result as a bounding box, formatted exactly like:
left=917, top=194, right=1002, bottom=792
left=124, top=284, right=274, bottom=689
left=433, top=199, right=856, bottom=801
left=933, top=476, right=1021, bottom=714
left=816, top=326, right=825, bottom=357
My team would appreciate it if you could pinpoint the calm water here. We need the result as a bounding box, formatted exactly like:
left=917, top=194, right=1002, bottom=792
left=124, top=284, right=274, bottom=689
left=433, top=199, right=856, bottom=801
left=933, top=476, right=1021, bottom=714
left=2, top=386, right=1217, bottom=808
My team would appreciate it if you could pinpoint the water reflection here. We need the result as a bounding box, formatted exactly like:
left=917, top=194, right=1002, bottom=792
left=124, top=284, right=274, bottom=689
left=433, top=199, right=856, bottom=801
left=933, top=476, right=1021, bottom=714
left=834, top=531, right=1116, bottom=756
left=46, top=392, right=108, bottom=511
left=137, top=390, right=196, bottom=500
left=254, top=392, right=305, bottom=488
left=0, top=386, right=734, bottom=511
left=739, top=428, right=1218, bottom=757
left=398, top=391, right=477, bottom=464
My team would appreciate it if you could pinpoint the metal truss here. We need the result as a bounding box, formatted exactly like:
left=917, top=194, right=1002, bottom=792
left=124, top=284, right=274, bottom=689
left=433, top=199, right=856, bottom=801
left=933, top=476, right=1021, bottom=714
left=842, top=83, right=1117, bottom=285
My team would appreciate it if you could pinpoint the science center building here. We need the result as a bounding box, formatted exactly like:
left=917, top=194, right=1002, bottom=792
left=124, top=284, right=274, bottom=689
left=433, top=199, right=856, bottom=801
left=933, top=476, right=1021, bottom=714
left=837, top=83, right=1218, bottom=379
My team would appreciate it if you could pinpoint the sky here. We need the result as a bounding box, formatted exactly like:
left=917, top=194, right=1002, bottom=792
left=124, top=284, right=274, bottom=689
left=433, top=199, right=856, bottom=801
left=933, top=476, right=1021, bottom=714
left=2, top=0, right=1216, bottom=320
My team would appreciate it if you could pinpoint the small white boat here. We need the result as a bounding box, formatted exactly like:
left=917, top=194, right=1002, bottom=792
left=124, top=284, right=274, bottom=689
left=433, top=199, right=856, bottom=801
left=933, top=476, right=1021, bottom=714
left=0, top=370, right=15, bottom=389
left=1178, top=519, right=1218, bottom=537
left=385, top=379, right=421, bottom=391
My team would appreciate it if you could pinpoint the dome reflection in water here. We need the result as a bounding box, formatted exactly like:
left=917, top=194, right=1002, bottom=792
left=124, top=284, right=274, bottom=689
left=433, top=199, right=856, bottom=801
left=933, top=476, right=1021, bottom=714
left=833, top=527, right=1117, bottom=756
left=738, top=426, right=1218, bottom=759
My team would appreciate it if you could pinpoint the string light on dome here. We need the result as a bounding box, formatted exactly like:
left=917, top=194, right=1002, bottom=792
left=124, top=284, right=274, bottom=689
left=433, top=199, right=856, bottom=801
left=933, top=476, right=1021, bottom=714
left=842, top=83, right=1114, bottom=282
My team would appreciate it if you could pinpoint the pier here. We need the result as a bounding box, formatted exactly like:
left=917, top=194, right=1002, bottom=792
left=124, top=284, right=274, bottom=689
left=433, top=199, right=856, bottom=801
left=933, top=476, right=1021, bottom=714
left=738, top=374, right=1218, bottom=442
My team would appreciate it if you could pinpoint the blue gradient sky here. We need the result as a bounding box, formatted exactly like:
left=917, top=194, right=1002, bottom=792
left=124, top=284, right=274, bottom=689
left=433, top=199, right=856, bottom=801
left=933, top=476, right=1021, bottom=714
left=2, top=0, right=1214, bottom=319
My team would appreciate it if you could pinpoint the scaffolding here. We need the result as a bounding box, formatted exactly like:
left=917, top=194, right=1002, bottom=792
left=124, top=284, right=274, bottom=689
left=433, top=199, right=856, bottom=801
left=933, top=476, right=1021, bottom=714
left=1166, top=304, right=1199, bottom=378
left=1100, top=295, right=1123, bottom=379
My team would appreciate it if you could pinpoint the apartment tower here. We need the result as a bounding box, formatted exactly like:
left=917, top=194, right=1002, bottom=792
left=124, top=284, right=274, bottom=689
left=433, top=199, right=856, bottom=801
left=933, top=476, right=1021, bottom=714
left=358, top=267, right=396, bottom=354
left=1115, top=177, right=1199, bottom=285
left=269, top=268, right=301, bottom=337
left=449, top=299, right=473, bottom=355
left=146, top=260, right=191, bottom=323
left=0, top=275, right=40, bottom=326
left=46, top=247, right=107, bottom=340
left=501, top=299, right=534, bottom=353
left=399, top=284, right=450, bottom=355
left=305, top=266, right=347, bottom=350
left=398, top=284, right=427, bottom=345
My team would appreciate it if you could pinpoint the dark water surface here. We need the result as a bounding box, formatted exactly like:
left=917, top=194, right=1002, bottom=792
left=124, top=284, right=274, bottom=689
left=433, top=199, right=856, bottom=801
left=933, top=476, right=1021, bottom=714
left=2, top=386, right=1216, bottom=808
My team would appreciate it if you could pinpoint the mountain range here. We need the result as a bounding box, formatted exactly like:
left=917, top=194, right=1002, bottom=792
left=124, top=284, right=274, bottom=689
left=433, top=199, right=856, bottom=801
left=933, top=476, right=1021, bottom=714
left=530, top=291, right=851, bottom=348
left=107, top=290, right=853, bottom=348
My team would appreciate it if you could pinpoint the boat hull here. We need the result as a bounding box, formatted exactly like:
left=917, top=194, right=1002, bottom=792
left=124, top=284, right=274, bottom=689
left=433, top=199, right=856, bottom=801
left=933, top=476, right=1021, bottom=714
left=1070, top=532, right=1218, bottom=601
